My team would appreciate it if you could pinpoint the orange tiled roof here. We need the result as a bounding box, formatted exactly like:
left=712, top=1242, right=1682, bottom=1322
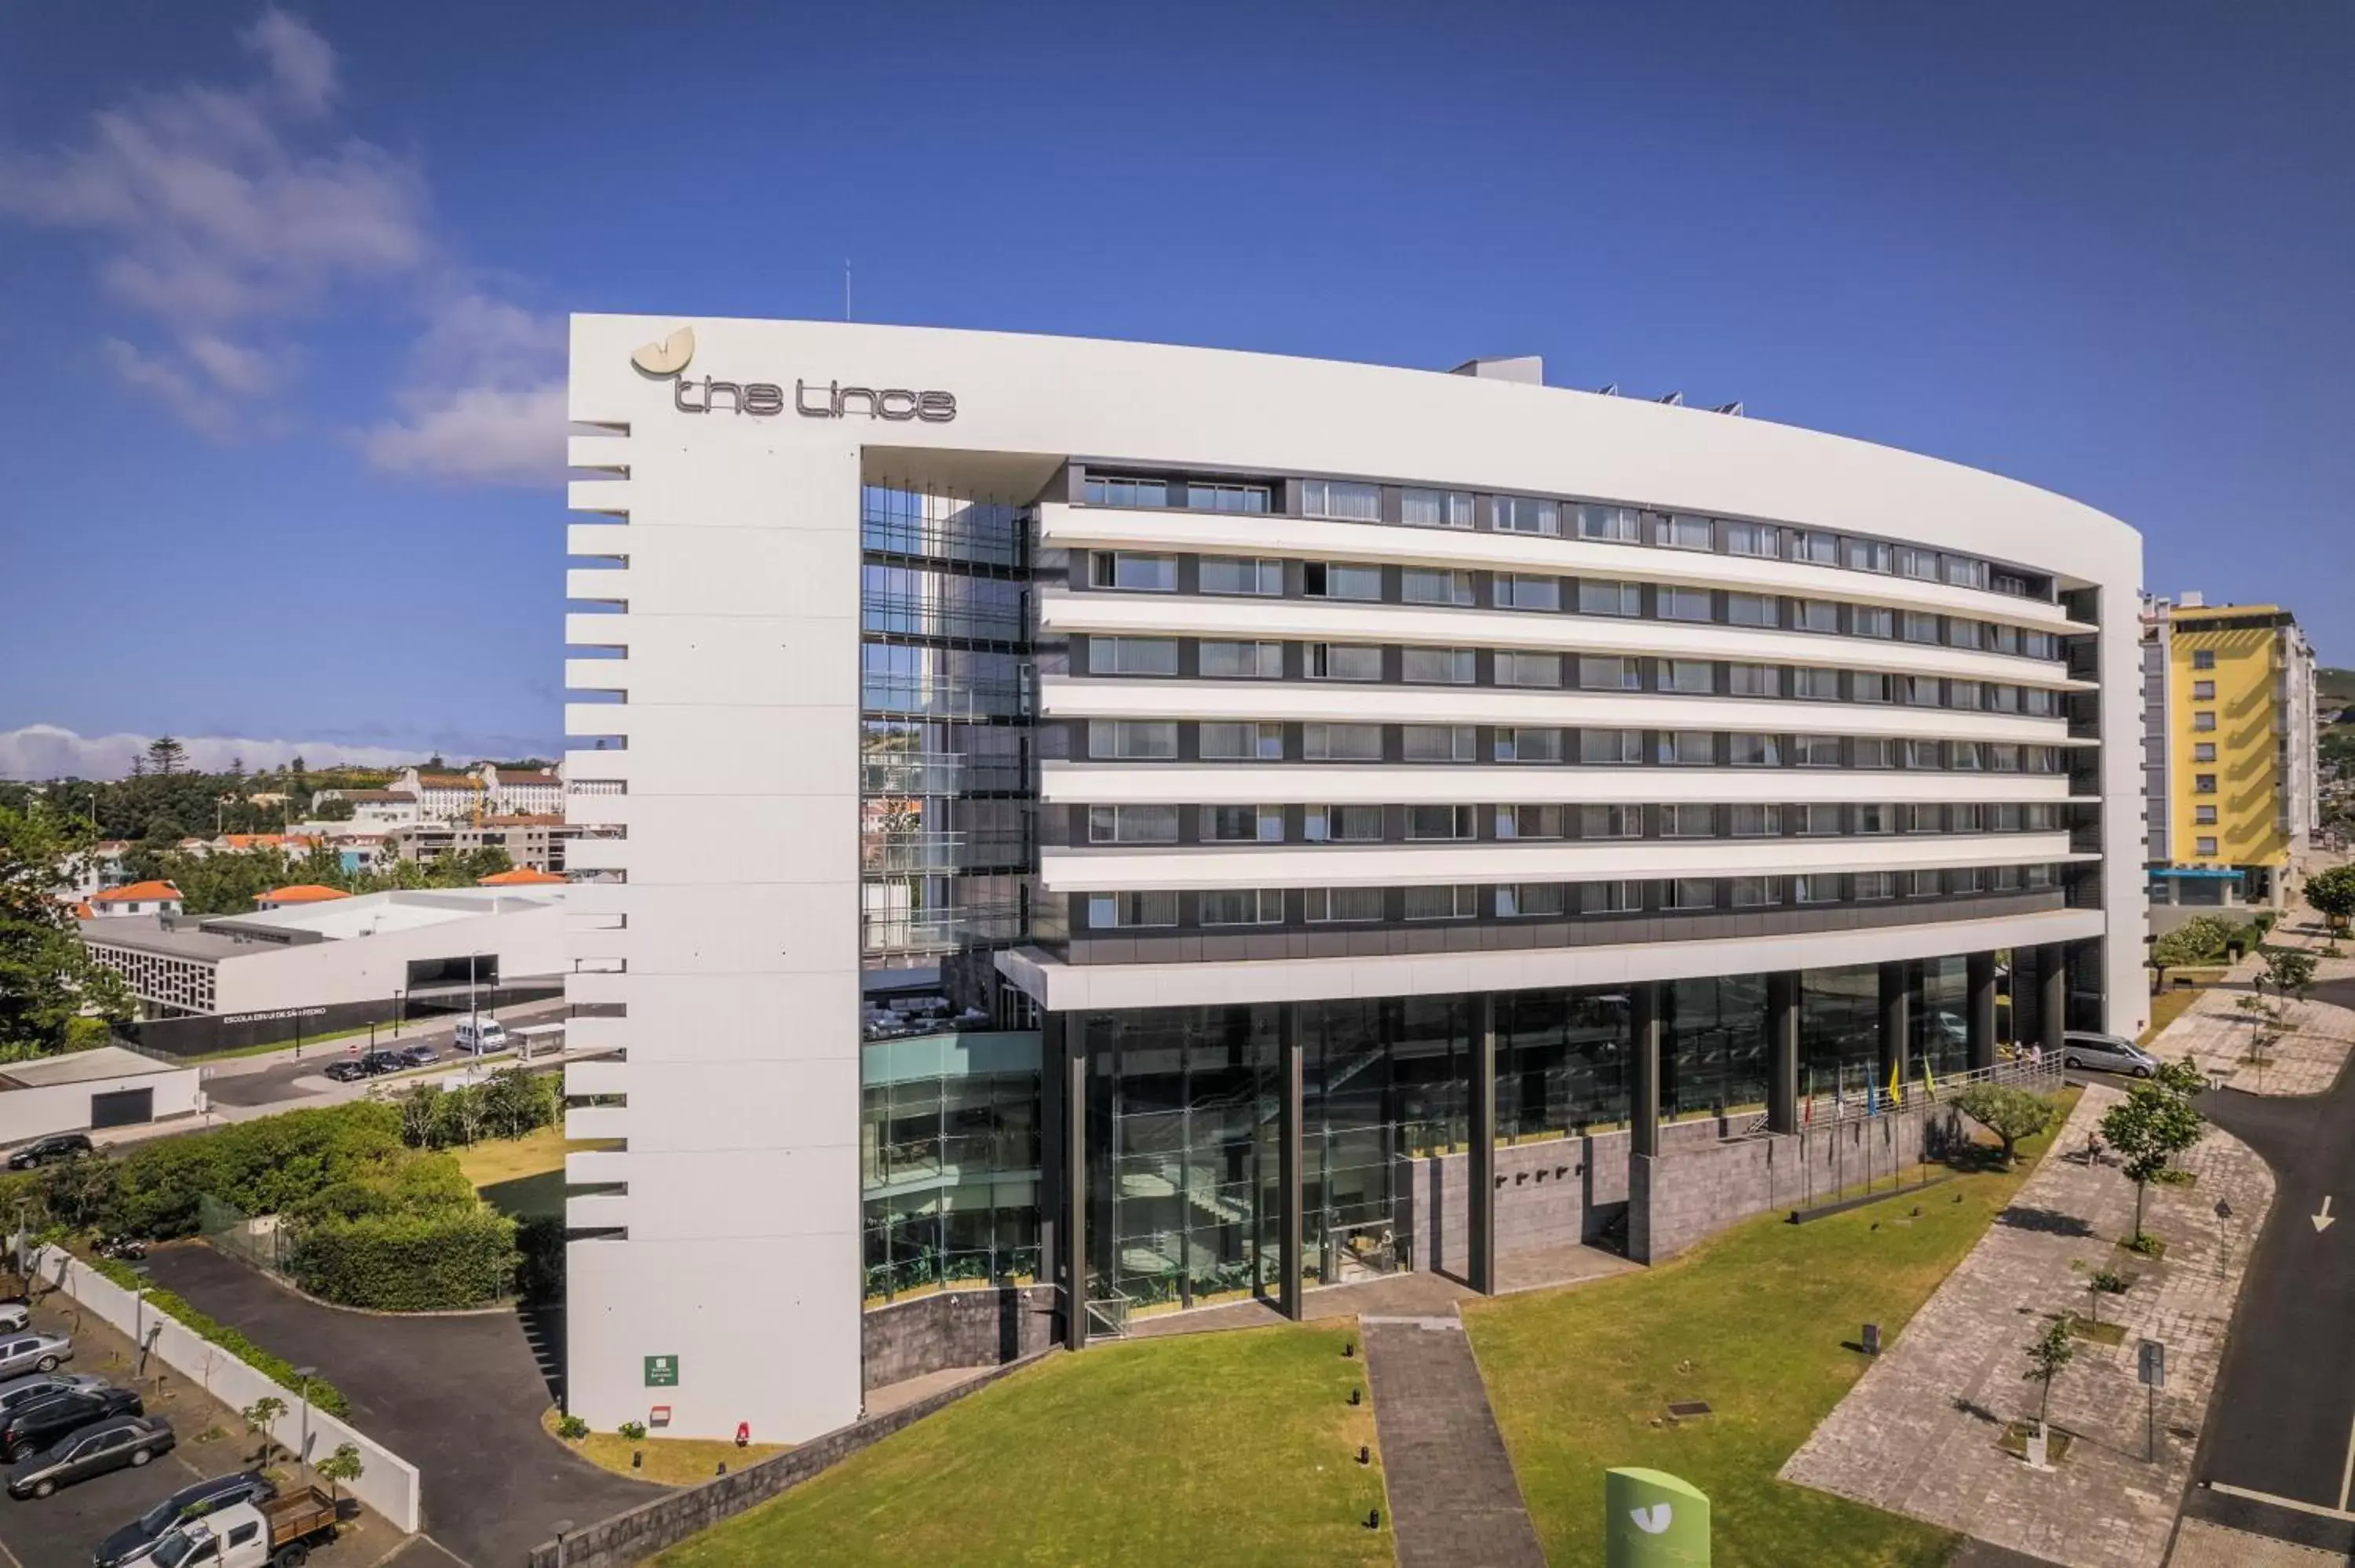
left=92, top=880, right=181, bottom=904
left=71, top=901, right=95, bottom=919
left=258, top=884, right=349, bottom=905
left=477, top=866, right=565, bottom=885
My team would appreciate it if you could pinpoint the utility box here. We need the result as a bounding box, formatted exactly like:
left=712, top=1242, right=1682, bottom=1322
left=1607, top=1467, right=1711, bottom=1566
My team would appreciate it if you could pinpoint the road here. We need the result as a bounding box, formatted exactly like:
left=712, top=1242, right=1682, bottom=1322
left=2178, top=974, right=2355, bottom=1557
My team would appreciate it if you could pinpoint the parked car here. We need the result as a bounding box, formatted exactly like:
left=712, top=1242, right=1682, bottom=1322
left=2061, top=1030, right=2159, bottom=1078
left=0, top=1382, right=138, bottom=1460
left=0, top=1371, right=104, bottom=1420
left=0, top=1300, right=25, bottom=1334
left=148, top=1486, right=338, bottom=1568
left=5, top=1412, right=173, bottom=1499
left=94, top=1470, right=277, bottom=1566
left=0, top=1333, right=71, bottom=1380
left=5, top=1132, right=93, bottom=1171
left=356, top=1051, right=407, bottom=1076
left=394, top=1042, right=439, bottom=1068
left=453, top=1017, right=509, bottom=1056
left=320, top=1059, right=369, bottom=1083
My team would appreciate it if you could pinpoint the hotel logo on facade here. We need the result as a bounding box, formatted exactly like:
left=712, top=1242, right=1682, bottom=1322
left=630, top=326, right=956, bottom=422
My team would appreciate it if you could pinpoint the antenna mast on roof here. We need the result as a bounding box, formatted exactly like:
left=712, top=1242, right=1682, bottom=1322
left=844, top=259, right=853, bottom=323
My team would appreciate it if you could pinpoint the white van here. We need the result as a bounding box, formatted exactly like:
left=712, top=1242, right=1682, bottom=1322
left=453, top=1018, right=510, bottom=1056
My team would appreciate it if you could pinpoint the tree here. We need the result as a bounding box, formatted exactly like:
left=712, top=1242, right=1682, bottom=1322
left=2023, top=1316, right=2076, bottom=1428
left=242, top=1395, right=288, bottom=1464
left=2259, top=946, right=2317, bottom=1003
left=2100, top=1081, right=2205, bottom=1248
left=2150, top=926, right=2215, bottom=973
left=0, top=805, right=132, bottom=1056
left=2305, top=863, right=2355, bottom=934
left=2153, top=1055, right=2207, bottom=1102
left=1951, top=1084, right=2057, bottom=1168
left=145, top=737, right=188, bottom=777
left=317, top=1441, right=364, bottom=1504
left=312, top=796, right=356, bottom=822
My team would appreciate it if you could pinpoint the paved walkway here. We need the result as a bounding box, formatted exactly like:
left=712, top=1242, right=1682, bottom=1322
left=1361, top=1315, right=1546, bottom=1568
left=2157, top=914, right=2354, bottom=1098
left=2170, top=1518, right=2351, bottom=1566
left=1125, top=1244, right=1634, bottom=1340
left=1782, top=1085, right=2276, bottom=1568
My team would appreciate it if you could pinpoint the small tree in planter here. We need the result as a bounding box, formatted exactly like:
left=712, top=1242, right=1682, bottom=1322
left=2024, top=1316, right=2076, bottom=1430
left=241, top=1395, right=287, bottom=1466
left=1950, top=1085, right=2057, bottom=1169
left=2101, top=1081, right=2204, bottom=1253
left=317, top=1442, right=363, bottom=1505
left=2260, top=947, right=2317, bottom=1005
left=2302, top=863, right=2355, bottom=939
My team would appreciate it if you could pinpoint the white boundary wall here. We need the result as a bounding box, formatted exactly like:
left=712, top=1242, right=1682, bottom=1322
left=31, top=1246, right=421, bottom=1533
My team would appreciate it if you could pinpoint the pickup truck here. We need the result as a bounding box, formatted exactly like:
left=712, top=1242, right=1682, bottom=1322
left=146, top=1486, right=338, bottom=1568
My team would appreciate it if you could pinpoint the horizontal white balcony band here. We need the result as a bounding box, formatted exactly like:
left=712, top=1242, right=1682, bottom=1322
left=1041, top=833, right=2087, bottom=892
left=1041, top=504, right=2083, bottom=632
left=564, top=1059, right=630, bottom=1098
left=568, top=521, right=630, bottom=559
left=998, top=906, right=2109, bottom=1012
left=1039, top=761, right=2076, bottom=808
left=567, top=477, right=630, bottom=517
left=566, top=1193, right=629, bottom=1230
left=568, top=433, right=632, bottom=472
left=1039, top=678, right=2084, bottom=745
left=567, top=1149, right=629, bottom=1184
left=567, top=566, right=630, bottom=603
left=1038, top=589, right=2088, bottom=691
left=565, top=612, right=629, bottom=651
left=565, top=1106, right=628, bottom=1142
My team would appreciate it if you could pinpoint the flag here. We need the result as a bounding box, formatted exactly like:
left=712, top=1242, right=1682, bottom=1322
left=1887, top=1055, right=1902, bottom=1107
left=1921, top=1059, right=1937, bottom=1099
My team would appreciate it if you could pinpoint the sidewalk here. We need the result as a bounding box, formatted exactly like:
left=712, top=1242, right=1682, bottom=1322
left=1362, top=1315, right=1546, bottom=1568
left=2160, top=913, right=2354, bottom=1098
left=1780, top=1085, right=2275, bottom=1568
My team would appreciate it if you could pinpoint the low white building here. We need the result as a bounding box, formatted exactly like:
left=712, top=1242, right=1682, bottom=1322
left=86, top=880, right=182, bottom=919
left=0, top=1046, right=205, bottom=1146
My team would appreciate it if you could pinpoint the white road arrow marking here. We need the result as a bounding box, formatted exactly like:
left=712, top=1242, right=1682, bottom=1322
left=2315, top=1194, right=2336, bottom=1234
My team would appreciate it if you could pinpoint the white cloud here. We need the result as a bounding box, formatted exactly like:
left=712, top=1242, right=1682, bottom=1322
left=242, top=8, right=338, bottom=115
left=0, top=725, right=562, bottom=781
left=360, top=380, right=567, bottom=487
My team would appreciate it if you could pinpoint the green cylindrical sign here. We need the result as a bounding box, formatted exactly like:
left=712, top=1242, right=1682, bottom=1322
left=1606, top=1468, right=1710, bottom=1566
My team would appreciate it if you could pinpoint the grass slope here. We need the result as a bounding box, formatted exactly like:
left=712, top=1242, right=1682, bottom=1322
left=1467, top=1091, right=2079, bottom=1568
left=655, top=1324, right=1388, bottom=1568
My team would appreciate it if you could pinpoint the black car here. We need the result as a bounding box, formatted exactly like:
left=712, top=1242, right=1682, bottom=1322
left=356, top=1050, right=407, bottom=1076
left=5, top=1413, right=172, bottom=1500
left=321, top=1059, right=369, bottom=1083
left=0, top=1372, right=105, bottom=1421
left=0, top=1384, right=140, bottom=1461
left=93, top=1468, right=275, bottom=1564
left=5, top=1132, right=93, bottom=1171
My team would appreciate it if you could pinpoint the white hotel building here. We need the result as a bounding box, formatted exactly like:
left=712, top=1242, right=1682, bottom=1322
left=560, top=317, right=2145, bottom=1442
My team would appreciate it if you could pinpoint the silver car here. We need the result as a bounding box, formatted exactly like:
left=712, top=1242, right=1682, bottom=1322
left=0, top=1372, right=105, bottom=1420
left=2062, top=1030, right=2159, bottom=1078
left=0, top=1333, right=71, bottom=1380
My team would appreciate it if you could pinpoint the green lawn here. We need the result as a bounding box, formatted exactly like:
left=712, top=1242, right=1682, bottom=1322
left=655, top=1324, right=1389, bottom=1568
left=1466, top=1090, right=2079, bottom=1568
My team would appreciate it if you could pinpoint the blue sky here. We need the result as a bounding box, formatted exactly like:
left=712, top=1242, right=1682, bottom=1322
left=2, top=2, right=2348, bottom=775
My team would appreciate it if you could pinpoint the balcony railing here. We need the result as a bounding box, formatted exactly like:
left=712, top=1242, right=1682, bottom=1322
left=860, top=751, right=1028, bottom=796
left=861, top=673, right=1031, bottom=721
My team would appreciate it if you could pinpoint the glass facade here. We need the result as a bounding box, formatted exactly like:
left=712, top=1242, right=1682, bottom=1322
left=1660, top=975, right=1772, bottom=1117
left=1799, top=964, right=1882, bottom=1101
left=861, top=1031, right=1042, bottom=1301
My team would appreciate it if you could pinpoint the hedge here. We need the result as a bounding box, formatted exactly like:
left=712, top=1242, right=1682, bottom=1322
left=287, top=1207, right=519, bottom=1311
left=82, top=1251, right=352, bottom=1418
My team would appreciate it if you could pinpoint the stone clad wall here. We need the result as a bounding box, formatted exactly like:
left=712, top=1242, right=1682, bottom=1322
left=860, top=1285, right=1058, bottom=1391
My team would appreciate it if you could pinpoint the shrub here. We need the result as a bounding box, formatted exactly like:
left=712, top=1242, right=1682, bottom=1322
left=82, top=1251, right=352, bottom=1417
left=619, top=1420, right=648, bottom=1441
left=288, top=1206, right=519, bottom=1311
left=513, top=1215, right=568, bottom=1305
left=557, top=1413, right=589, bottom=1440
left=1952, top=1084, right=2057, bottom=1168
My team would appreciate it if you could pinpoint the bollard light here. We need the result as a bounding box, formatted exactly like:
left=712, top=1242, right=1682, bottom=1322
left=1348, top=1387, right=1361, bottom=1406
left=632, top=1451, right=642, bottom=1468
left=1356, top=1446, right=1370, bottom=1465
left=1364, top=1508, right=1381, bottom=1530
left=1342, top=1341, right=1354, bottom=1359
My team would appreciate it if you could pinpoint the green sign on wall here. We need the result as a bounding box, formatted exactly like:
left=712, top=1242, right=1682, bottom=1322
left=644, top=1355, right=679, bottom=1387
left=1606, top=1468, right=1710, bottom=1566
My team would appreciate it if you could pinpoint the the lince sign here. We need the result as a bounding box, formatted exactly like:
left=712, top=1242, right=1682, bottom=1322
left=672, top=377, right=956, bottom=422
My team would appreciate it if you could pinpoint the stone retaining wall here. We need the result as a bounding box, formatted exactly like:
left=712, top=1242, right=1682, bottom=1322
left=860, top=1284, right=1057, bottom=1391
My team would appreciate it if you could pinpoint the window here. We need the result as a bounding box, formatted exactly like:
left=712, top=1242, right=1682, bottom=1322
left=1404, top=884, right=1479, bottom=921
left=1853, top=606, right=1895, bottom=639
left=1854, top=737, right=1896, bottom=768
left=1990, top=684, right=2021, bottom=713
left=1992, top=864, right=2021, bottom=889
left=1202, top=805, right=1283, bottom=843
left=2193, top=773, right=2218, bottom=793
left=1659, top=586, right=1714, bottom=622
left=1199, top=556, right=1283, bottom=596
left=1658, top=730, right=1716, bottom=765
left=1087, top=891, right=1178, bottom=928
left=1089, top=720, right=1177, bottom=760
left=1089, top=552, right=1176, bottom=591
left=1727, top=521, right=1781, bottom=558
left=1087, top=637, right=1180, bottom=676
left=1305, top=804, right=1382, bottom=842
left=1199, top=640, right=1283, bottom=679
left=1988, top=743, right=2021, bottom=772
left=1495, top=727, right=1564, bottom=763
left=1492, top=495, right=1561, bottom=535
left=1402, top=647, right=1477, bottom=684
left=1304, top=723, right=1382, bottom=760
left=1580, top=727, right=1643, bottom=764
left=1575, top=504, right=1641, bottom=542
left=1799, top=804, right=1843, bottom=835
left=1896, top=546, right=1940, bottom=581
left=1579, top=579, right=1643, bottom=616
left=1657, top=514, right=1713, bottom=550
left=1497, top=804, right=1567, bottom=839
left=2193, top=710, right=2217, bottom=731
left=1088, top=804, right=1179, bottom=844
left=1729, top=732, right=1783, bottom=767
left=1300, top=479, right=1379, bottom=520
left=2192, top=649, right=2216, bottom=670
left=1500, top=883, right=1570, bottom=917
left=1494, top=573, right=1561, bottom=611
left=1853, top=803, right=1894, bottom=834
left=1794, top=666, right=1840, bottom=701
left=2025, top=631, right=2061, bottom=660
left=1727, top=593, right=1780, bottom=628
left=1848, top=538, right=1893, bottom=573
left=1200, top=889, right=1285, bottom=925
left=1402, top=567, right=1475, bottom=606
left=1948, top=618, right=1984, bottom=650
left=2196, top=836, right=2219, bottom=857
left=1904, top=739, right=1943, bottom=770
left=1792, top=531, right=1839, bottom=565
left=1906, top=675, right=1944, bottom=707
left=1947, top=867, right=1981, bottom=894
left=1731, top=877, right=1781, bottom=908
left=1902, top=803, right=1942, bottom=833
left=2191, top=680, right=2216, bottom=700
left=1950, top=742, right=1984, bottom=771
left=1900, top=870, right=1941, bottom=898
left=1200, top=722, right=1283, bottom=760
left=2022, top=687, right=2056, bottom=716
left=1795, top=873, right=1841, bottom=904
left=1730, top=803, right=1783, bottom=837
left=1305, top=643, right=1383, bottom=681
left=1728, top=663, right=1781, bottom=697
left=1950, top=803, right=1983, bottom=832
left=1581, top=655, right=1645, bottom=691
left=1305, top=887, right=1385, bottom=922
left=2025, top=746, right=2060, bottom=774
left=2193, top=804, right=2218, bottom=826
left=1402, top=724, right=1476, bottom=761
left=1580, top=804, right=1641, bottom=839
left=1944, top=556, right=1991, bottom=590
left=1407, top=804, right=1476, bottom=841
left=1582, top=880, right=1643, bottom=913
left=1302, top=561, right=1382, bottom=600
left=1793, top=734, right=1842, bottom=767
left=1795, top=599, right=1840, bottom=633
left=1667, top=878, right=1718, bottom=910
left=1495, top=651, right=1563, bottom=687
left=1085, top=476, right=1167, bottom=509
left=1903, top=611, right=1942, bottom=644
left=1853, top=871, right=1895, bottom=900
left=1949, top=682, right=1984, bottom=710
left=1987, top=623, right=2021, bottom=655
left=1661, top=803, right=1716, bottom=837
left=1657, top=658, right=1714, bottom=694
left=1188, top=480, right=1270, bottom=513
left=2025, top=863, right=2054, bottom=888
left=1401, top=488, right=1475, bottom=529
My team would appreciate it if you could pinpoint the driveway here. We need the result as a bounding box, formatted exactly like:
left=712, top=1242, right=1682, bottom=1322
left=142, top=1245, right=663, bottom=1568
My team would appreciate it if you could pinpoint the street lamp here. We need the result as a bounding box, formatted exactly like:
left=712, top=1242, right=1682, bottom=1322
left=129, top=1265, right=153, bottom=1378
left=553, top=1518, right=575, bottom=1568
left=294, top=1366, right=317, bottom=1471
